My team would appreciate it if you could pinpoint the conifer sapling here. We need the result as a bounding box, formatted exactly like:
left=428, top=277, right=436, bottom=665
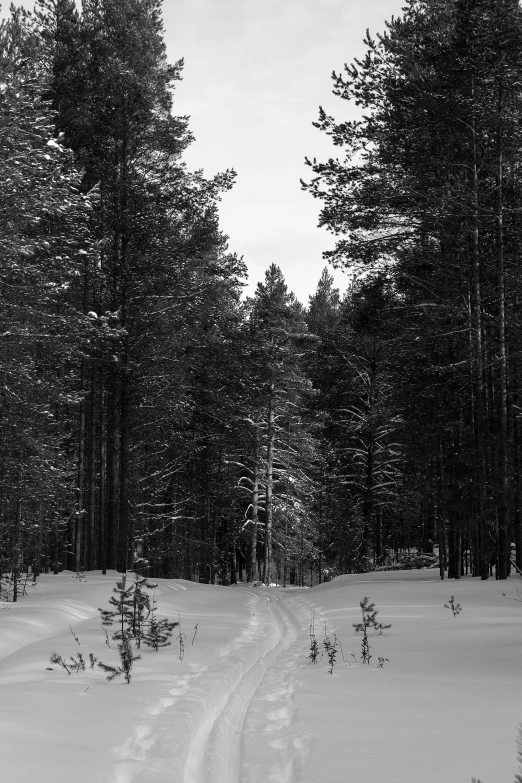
left=444, top=596, right=462, bottom=618
left=97, top=636, right=140, bottom=684
left=309, top=612, right=320, bottom=664
left=99, top=574, right=135, bottom=641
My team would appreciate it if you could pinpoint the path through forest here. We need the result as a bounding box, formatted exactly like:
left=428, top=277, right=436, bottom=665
left=112, top=587, right=315, bottom=783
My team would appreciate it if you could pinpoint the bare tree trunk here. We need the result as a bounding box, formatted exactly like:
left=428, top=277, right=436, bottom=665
left=249, top=418, right=261, bottom=581
left=107, top=363, right=120, bottom=570
left=264, top=386, right=275, bottom=584
left=87, top=363, right=97, bottom=570
left=75, top=361, right=86, bottom=573
left=12, top=451, right=22, bottom=602
left=118, top=353, right=130, bottom=573
left=470, top=99, right=489, bottom=580
left=496, top=115, right=510, bottom=580
left=99, top=365, right=107, bottom=574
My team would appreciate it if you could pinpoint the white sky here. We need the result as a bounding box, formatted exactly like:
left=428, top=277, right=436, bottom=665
left=7, top=0, right=406, bottom=303
left=162, top=0, right=406, bottom=303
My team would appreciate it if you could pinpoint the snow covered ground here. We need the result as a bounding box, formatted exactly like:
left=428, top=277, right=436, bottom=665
left=1, top=569, right=521, bottom=783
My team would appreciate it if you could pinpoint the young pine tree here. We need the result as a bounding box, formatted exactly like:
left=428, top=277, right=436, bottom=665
left=99, top=574, right=134, bottom=640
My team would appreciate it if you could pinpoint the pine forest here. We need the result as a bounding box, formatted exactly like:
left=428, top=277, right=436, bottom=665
left=3, top=0, right=522, bottom=592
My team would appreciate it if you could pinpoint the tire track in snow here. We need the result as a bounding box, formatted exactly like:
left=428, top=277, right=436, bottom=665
left=199, top=593, right=300, bottom=783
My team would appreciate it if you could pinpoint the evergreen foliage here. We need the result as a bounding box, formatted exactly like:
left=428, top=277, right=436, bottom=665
left=97, top=635, right=140, bottom=683
left=8, top=0, right=522, bottom=584
left=99, top=574, right=135, bottom=641
left=353, top=597, right=391, bottom=665
left=444, top=596, right=462, bottom=618
left=142, top=617, right=178, bottom=652
left=304, top=0, right=522, bottom=580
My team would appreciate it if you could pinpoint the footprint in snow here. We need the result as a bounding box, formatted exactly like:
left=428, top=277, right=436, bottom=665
left=188, top=662, right=208, bottom=672
left=115, top=723, right=155, bottom=760
left=146, top=695, right=175, bottom=715
left=169, top=685, right=187, bottom=696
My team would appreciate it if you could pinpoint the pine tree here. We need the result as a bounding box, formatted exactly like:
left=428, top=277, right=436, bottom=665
left=99, top=574, right=134, bottom=640
left=247, top=265, right=317, bottom=584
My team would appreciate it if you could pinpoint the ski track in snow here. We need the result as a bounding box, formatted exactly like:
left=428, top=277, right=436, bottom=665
left=110, top=589, right=318, bottom=783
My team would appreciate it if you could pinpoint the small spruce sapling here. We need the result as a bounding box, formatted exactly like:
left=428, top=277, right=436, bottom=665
left=49, top=651, right=85, bottom=673
left=353, top=597, right=391, bottom=665
left=49, top=651, right=71, bottom=674
left=143, top=618, right=178, bottom=651
left=97, top=635, right=141, bottom=684
left=353, top=597, right=392, bottom=636
left=323, top=622, right=337, bottom=674
left=309, top=612, right=320, bottom=665
left=360, top=629, right=371, bottom=665
left=99, top=574, right=135, bottom=641
left=377, top=657, right=389, bottom=668
left=142, top=584, right=178, bottom=652
left=444, top=596, right=462, bottom=618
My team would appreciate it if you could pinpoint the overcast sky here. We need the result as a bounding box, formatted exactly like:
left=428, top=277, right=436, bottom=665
left=162, top=0, right=405, bottom=304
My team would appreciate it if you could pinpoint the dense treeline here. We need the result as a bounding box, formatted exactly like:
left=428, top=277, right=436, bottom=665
left=0, top=0, right=322, bottom=587
left=304, top=0, right=522, bottom=580
left=3, top=0, right=522, bottom=591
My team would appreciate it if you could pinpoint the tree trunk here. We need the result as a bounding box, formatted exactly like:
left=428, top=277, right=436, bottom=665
left=87, top=363, right=97, bottom=570
left=264, top=385, right=275, bottom=584
left=249, top=418, right=261, bottom=582
left=470, top=98, right=489, bottom=580
left=75, top=360, right=86, bottom=573
left=496, top=117, right=510, bottom=580
left=107, top=363, right=120, bottom=570
left=117, top=354, right=130, bottom=573
left=99, top=364, right=107, bottom=574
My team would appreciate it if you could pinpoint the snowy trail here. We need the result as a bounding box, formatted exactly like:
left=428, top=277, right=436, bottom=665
left=200, top=592, right=303, bottom=783
left=111, top=588, right=315, bottom=783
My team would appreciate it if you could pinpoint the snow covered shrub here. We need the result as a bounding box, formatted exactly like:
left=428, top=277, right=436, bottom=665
left=444, top=596, right=462, bottom=617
